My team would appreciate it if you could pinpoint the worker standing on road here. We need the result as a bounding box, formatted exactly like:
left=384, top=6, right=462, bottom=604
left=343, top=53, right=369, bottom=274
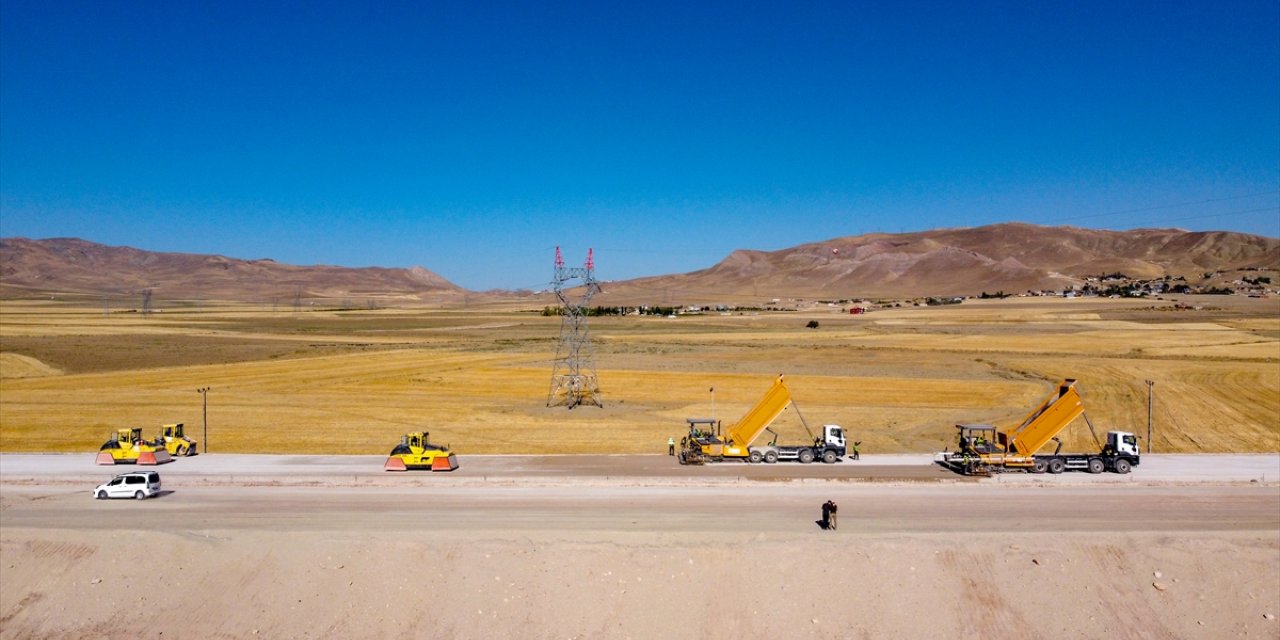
left=851, top=441, right=861, bottom=461
left=821, top=501, right=831, bottom=529
left=828, top=501, right=838, bottom=530
left=668, top=436, right=676, bottom=456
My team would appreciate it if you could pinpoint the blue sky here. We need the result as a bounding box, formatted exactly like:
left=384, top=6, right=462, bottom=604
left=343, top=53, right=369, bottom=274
left=2, top=1, right=1277, bottom=290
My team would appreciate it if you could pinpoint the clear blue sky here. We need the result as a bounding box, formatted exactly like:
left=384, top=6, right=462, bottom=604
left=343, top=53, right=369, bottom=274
left=2, top=1, right=1277, bottom=290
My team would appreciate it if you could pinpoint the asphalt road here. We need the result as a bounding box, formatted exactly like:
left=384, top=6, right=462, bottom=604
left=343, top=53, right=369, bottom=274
left=3, top=483, right=1278, bottom=535
left=1, top=453, right=1277, bottom=535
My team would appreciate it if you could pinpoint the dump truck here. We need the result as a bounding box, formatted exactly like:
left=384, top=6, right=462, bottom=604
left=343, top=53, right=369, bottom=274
left=384, top=432, right=458, bottom=471
left=678, top=376, right=848, bottom=464
left=159, top=423, right=198, bottom=456
left=936, top=379, right=1140, bottom=475
left=96, top=428, right=173, bottom=465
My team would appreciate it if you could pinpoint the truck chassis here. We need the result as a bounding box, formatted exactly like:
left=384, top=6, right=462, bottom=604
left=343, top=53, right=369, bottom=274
left=944, top=450, right=1138, bottom=476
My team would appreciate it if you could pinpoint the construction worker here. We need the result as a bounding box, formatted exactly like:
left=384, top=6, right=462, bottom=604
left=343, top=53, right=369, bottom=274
left=851, top=441, right=861, bottom=461
left=828, top=501, right=838, bottom=530
left=667, top=436, right=675, bottom=456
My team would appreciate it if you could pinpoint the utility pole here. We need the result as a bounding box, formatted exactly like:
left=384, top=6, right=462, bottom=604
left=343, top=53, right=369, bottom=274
left=1145, top=380, right=1154, bottom=454
left=197, top=387, right=210, bottom=453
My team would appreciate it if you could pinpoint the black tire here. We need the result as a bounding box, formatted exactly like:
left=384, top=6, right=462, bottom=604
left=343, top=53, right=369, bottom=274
left=764, top=451, right=779, bottom=464
left=176, top=445, right=186, bottom=456
left=1114, top=458, right=1132, bottom=474
left=798, top=449, right=815, bottom=464
left=1048, top=458, right=1066, bottom=474
left=1032, top=459, right=1048, bottom=474
left=822, top=450, right=838, bottom=464
left=1087, top=458, right=1105, bottom=474
left=748, top=450, right=763, bottom=464
left=134, top=491, right=146, bottom=500
left=96, top=490, right=107, bottom=500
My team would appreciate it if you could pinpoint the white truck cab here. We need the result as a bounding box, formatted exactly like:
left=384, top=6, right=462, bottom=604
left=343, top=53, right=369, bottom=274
left=1108, top=431, right=1140, bottom=457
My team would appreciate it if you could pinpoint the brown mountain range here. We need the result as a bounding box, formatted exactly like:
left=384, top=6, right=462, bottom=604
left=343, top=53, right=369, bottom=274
left=2, top=224, right=1277, bottom=302
left=0, top=237, right=463, bottom=301
left=599, top=223, right=1280, bottom=301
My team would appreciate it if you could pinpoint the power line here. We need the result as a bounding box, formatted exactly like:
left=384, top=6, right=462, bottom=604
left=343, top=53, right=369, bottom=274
left=1115, top=205, right=1279, bottom=227
left=1042, top=191, right=1279, bottom=224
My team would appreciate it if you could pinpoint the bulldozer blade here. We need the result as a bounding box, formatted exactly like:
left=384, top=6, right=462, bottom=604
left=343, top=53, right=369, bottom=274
left=95, top=452, right=117, bottom=465
left=384, top=457, right=408, bottom=472
left=431, top=454, right=459, bottom=472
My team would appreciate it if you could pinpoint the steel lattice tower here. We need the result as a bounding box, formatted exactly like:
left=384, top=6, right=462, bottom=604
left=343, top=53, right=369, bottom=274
left=546, top=246, right=603, bottom=408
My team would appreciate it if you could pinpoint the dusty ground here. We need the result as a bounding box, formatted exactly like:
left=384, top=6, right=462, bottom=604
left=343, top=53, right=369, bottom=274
left=1, top=454, right=1278, bottom=639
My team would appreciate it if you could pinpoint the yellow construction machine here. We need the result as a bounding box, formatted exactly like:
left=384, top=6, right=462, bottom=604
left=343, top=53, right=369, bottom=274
left=937, top=379, right=1141, bottom=475
left=384, top=432, right=458, bottom=472
left=679, top=376, right=849, bottom=464
left=159, top=423, right=199, bottom=456
left=96, top=427, right=173, bottom=465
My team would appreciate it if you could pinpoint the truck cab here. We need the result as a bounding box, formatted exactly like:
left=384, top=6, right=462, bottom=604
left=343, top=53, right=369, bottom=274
left=1103, top=431, right=1140, bottom=459
left=820, top=424, right=847, bottom=452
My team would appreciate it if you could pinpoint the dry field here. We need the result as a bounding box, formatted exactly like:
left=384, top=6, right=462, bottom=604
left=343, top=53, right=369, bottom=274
left=0, top=294, right=1276, bottom=455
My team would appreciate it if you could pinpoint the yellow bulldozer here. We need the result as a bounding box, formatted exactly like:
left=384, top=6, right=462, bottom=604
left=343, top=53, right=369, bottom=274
left=159, top=423, right=199, bottom=456
left=384, top=432, right=458, bottom=472
left=96, top=427, right=173, bottom=465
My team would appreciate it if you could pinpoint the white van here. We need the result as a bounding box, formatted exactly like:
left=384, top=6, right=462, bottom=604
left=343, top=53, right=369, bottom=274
left=93, top=471, right=161, bottom=500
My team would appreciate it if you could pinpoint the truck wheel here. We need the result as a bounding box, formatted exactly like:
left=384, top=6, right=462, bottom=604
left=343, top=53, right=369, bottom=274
left=822, top=450, right=838, bottom=464
left=1048, top=458, right=1066, bottom=474
left=748, top=450, right=763, bottom=464
left=798, top=449, right=815, bottom=464
left=1087, top=458, right=1105, bottom=474
left=764, top=451, right=778, bottom=464
left=1113, top=458, right=1132, bottom=474
left=1032, top=459, right=1047, bottom=474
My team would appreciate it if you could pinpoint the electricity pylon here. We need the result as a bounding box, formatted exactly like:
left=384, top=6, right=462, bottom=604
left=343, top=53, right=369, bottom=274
left=546, top=246, right=602, bottom=408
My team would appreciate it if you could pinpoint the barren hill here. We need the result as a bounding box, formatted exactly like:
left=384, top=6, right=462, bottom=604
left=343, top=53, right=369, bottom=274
left=0, top=238, right=463, bottom=302
left=3, top=225, right=1276, bottom=303
left=600, top=224, right=1280, bottom=301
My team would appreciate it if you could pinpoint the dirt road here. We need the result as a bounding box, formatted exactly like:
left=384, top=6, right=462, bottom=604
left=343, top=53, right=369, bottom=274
left=2, top=455, right=1278, bottom=639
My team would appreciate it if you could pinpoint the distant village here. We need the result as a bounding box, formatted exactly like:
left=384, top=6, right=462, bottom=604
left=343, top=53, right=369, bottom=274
left=543, top=268, right=1278, bottom=318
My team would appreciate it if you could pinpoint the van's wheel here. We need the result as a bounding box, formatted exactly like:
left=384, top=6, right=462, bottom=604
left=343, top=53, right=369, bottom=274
left=764, top=451, right=778, bottom=464
left=1048, top=458, right=1066, bottom=474
left=822, top=450, right=838, bottom=464
left=1032, top=459, right=1048, bottom=474
left=1087, top=458, right=1105, bottom=474
left=798, top=449, right=815, bottom=464
left=1113, top=459, right=1132, bottom=474
left=134, top=491, right=146, bottom=500
left=96, top=490, right=107, bottom=500
left=748, top=450, right=763, bottom=464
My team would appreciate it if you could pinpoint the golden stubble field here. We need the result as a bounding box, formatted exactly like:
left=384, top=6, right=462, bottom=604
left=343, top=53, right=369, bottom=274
left=0, top=295, right=1276, bottom=454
